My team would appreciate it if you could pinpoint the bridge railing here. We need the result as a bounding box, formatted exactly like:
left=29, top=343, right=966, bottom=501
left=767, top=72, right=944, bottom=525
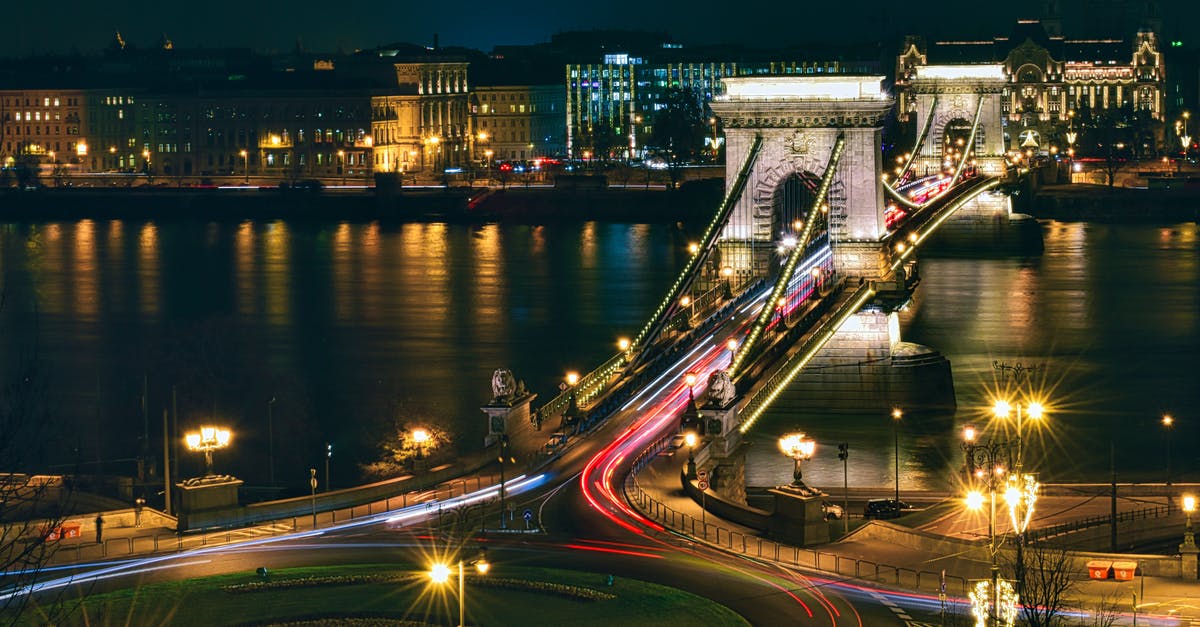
left=622, top=433, right=969, bottom=598
left=729, top=136, right=844, bottom=379
left=737, top=279, right=876, bottom=433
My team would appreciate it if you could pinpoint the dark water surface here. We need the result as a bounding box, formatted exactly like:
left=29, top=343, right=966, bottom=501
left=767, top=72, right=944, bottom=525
left=0, top=218, right=1196, bottom=493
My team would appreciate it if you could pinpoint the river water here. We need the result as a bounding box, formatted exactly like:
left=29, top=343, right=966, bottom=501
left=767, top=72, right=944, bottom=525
left=0, top=218, right=1195, bottom=492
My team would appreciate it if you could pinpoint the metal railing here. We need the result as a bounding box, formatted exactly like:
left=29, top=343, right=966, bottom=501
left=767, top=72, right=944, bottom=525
left=1026, top=504, right=1171, bottom=544
left=730, top=135, right=844, bottom=378
left=738, top=279, right=876, bottom=433
left=48, top=472, right=500, bottom=564
left=622, top=434, right=968, bottom=597
left=630, top=134, right=764, bottom=356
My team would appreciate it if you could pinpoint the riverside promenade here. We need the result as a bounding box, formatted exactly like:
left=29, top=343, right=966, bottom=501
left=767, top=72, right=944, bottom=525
left=631, top=448, right=1200, bottom=624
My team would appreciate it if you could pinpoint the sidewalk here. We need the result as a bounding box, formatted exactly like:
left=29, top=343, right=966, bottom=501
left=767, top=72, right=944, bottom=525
left=632, top=450, right=1200, bottom=624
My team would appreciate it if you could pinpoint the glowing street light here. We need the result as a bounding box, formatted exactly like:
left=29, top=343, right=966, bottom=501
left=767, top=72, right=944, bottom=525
left=412, top=428, right=431, bottom=461
left=991, top=398, right=1045, bottom=471
left=1182, top=495, right=1197, bottom=546
left=1164, top=414, right=1175, bottom=513
left=562, top=372, right=581, bottom=428
left=429, top=549, right=490, bottom=627
left=683, top=431, right=698, bottom=479
left=892, top=408, right=903, bottom=503
left=185, top=425, right=232, bottom=477
left=239, top=149, right=249, bottom=183
left=778, top=432, right=816, bottom=489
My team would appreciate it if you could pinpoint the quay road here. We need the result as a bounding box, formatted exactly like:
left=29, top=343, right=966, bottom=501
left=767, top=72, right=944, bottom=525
left=11, top=284, right=961, bottom=625
left=11, top=284, right=1192, bottom=625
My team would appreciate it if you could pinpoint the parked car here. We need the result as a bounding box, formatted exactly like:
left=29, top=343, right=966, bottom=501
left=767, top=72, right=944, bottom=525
left=863, top=498, right=909, bottom=520
left=821, top=501, right=844, bottom=520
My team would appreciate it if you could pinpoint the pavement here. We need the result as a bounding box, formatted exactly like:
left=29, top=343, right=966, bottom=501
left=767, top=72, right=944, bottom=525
left=635, top=449, right=1200, bottom=624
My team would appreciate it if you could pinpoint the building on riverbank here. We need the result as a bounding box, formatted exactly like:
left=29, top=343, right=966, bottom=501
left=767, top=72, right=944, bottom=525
left=897, top=18, right=1167, bottom=155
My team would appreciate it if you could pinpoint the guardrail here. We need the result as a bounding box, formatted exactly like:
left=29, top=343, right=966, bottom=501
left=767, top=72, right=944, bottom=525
left=48, top=472, right=499, bottom=564
left=622, top=433, right=968, bottom=598
left=1027, top=504, right=1170, bottom=544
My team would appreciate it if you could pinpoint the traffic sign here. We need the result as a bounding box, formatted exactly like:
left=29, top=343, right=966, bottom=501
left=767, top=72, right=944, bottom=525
left=696, top=469, right=708, bottom=481
left=697, top=480, right=709, bottom=491
left=523, top=509, right=533, bottom=522
left=309, top=468, right=318, bottom=490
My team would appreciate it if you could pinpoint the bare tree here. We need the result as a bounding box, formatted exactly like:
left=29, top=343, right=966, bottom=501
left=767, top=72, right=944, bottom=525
left=1004, top=541, right=1076, bottom=627
left=0, top=294, right=75, bottom=625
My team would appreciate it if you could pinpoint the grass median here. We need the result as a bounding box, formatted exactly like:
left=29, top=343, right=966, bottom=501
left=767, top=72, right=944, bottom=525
left=42, top=563, right=748, bottom=626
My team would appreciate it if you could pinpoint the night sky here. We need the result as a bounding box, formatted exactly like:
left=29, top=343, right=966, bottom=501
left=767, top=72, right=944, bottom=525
left=7, top=0, right=1196, bottom=57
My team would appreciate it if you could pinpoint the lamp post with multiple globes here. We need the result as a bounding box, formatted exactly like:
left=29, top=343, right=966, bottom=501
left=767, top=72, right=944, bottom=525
left=184, top=426, right=232, bottom=477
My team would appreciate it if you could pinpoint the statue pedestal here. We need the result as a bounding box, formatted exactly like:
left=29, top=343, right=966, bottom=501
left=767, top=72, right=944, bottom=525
left=702, top=402, right=741, bottom=459
left=175, top=476, right=242, bottom=524
left=768, top=484, right=829, bottom=546
left=480, top=392, right=537, bottom=448
left=1180, top=537, right=1198, bottom=580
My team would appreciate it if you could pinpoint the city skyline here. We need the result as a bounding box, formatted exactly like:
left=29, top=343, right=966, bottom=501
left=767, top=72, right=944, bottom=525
left=4, top=0, right=1188, bottom=58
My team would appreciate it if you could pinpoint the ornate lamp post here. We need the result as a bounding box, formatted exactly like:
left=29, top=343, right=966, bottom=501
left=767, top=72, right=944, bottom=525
left=683, top=431, right=698, bottom=480
left=778, top=432, right=816, bottom=491
left=184, top=425, right=232, bottom=477
left=562, top=372, right=581, bottom=429
left=1163, top=414, right=1175, bottom=514
left=962, top=424, right=1038, bottom=627
left=1183, top=495, right=1196, bottom=549
left=991, top=398, right=1045, bottom=472
left=429, top=549, right=490, bottom=627
left=892, top=408, right=903, bottom=503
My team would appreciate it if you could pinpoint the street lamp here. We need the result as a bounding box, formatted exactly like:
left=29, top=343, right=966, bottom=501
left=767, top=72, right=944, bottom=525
left=892, top=408, right=903, bottom=503
left=683, top=431, right=698, bottom=479
left=412, top=428, right=430, bottom=461
left=429, top=549, right=490, bottom=627
left=778, top=432, right=816, bottom=490
left=1182, top=495, right=1196, bottom=550
left=562, top=372, right=581, bottom=429
left=337, top=150, right=346, bottom=186
left=325, top=442, right=332, bottom=492
left=962, top=425, right=1035, bottom=627
left=726, top=338, right=737, bottom=364
left=1181, top=112, right=1191, bottom=157
left=184, top=425, right=232, bottom=477
left=1163, top=414, right=1175, bottom=514
left=239, top=149, right=249, bottom=183
left=991, top=399, right=1045, bottom=471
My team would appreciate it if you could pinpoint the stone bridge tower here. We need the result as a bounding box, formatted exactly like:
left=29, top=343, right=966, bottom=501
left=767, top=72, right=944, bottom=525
left=905, top=65, right=1008, bottom=176
left=710, top=76, right=895, bottom=282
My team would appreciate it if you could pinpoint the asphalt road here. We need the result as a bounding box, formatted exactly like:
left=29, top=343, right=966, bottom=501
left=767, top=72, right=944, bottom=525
left=19, top=278, right=966, bottom=625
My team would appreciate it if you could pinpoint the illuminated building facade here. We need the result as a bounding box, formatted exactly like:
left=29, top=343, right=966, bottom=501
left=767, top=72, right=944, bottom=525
left=897, top=20, right=1165, bottom=152
left=371, top=61, right=470, bottom=174
left=566, top=56, right=878, bottom=159
left=129, top=90, right=373, bottom=180
left=470, top=85, right=565, bottom=162
left=0, top=89, right=90, bottom=170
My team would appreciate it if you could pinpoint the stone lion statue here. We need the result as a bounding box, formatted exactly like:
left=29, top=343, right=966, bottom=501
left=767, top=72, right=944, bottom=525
left=707, top=370, right=736, bottom=407
left=491, top=369, right=517, bottom=401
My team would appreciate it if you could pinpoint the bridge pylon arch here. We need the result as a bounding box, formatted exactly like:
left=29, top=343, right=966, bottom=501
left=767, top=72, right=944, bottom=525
left=710, top=76, right=894, bottom=283
left=904, top=65, right=1007, bottom=177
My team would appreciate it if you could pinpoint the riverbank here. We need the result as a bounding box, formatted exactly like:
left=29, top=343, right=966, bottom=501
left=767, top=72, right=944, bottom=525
left=1029, top=183, right=1200, bottom=221
left=0, top=181, right=722, bottom=223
